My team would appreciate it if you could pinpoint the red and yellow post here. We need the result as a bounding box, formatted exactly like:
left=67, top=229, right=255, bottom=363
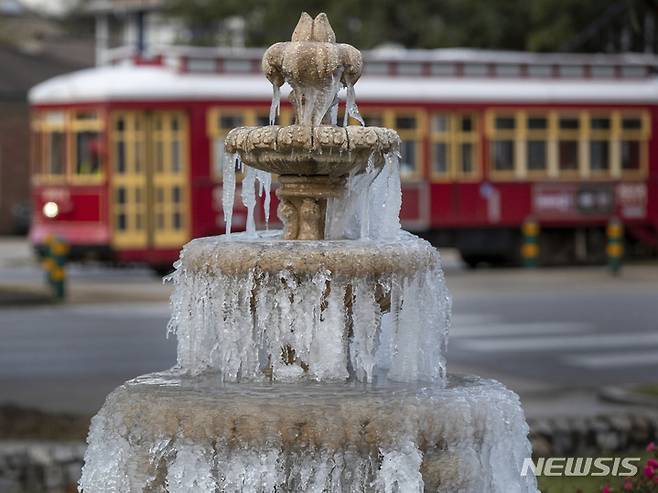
left=42, top=235, right=69, bottom=301
left=607, top=217, right=623, bottom=275
left=521, top=218, right=539, bottom=268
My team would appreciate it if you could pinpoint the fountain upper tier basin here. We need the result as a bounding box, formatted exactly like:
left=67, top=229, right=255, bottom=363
left=224, top=125, right=399, bottom=176
left=80, top=371, right=539, bottom=493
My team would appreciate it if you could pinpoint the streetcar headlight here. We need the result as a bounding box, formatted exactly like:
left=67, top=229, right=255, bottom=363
left=43, top=201, right=59, bottom=218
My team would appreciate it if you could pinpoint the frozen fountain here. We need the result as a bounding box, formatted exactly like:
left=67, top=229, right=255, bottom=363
left=80, top=13, right=538, bottom=493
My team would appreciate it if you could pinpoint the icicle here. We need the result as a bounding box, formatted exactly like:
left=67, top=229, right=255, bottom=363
left=255, top=169, right=272, bottom=229
left=222, top=152, right=237, bottom=236
left=345, top=81, right=365, bottom=126
left=241, top=165, right=257, bottom=237
left=269, top=84, right=281, bottom=125
left=329, top=101, right=338, bottom=126
left=379, top=153, right=402, bottom=239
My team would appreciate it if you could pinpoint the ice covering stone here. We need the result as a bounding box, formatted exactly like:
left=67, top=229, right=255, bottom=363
left=80, top=373, right=537, bottom=493
left=167, top=231, right=449, bottom=384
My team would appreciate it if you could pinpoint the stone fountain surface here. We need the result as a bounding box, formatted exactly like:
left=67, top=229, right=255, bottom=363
left=79, top=12, right=539, bottom=493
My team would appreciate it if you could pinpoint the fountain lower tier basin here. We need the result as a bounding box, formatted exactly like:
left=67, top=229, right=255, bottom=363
left=80, top=372, right=538, bottom=493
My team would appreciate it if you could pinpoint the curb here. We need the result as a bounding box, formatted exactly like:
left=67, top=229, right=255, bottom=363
left=0, top=287, right=52, bottom=307
left=600, top=386, right=658, bottom=407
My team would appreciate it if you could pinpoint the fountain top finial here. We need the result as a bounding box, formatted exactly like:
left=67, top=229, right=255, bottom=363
left=291, top=12, right=336, bottom=42
left=262, top=12, right=362, bottom=116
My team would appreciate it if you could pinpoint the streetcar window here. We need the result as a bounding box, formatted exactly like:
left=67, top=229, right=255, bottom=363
left=431, top=112, right=478, bottom=180
left=527, top=65, right=552, bottom=78
left=173, top=212, right=182, bottom=230
left=527, top=117, right=547, bottom=130
left=396, top=116, right=417, bottom=130
left=220, top=115, right=243, bottom=130
left=527, top=141, right=547, bottom=171
left=621, top=141, right=641, bottom=170
left=432, top=115, right=449, bottom=132
left=591, top=117, right=610, bottom=130
left=433, top=143, right=448, bottom=174
left=460, top=116, right=473, bottom=132
left=75, top=131, right=101, bottom=175
left=558, top=141, right=578, bottom=171
left=590, top=141, right=610, bottom=171
left=364, top=115, right=384, bottom=127
left=460, top=143, right=473, bottom=173
left=622, top=118, right=642, bottom=130
left=155, top=140, right=164, bottom=173
left=559, top=117, right=579, bottom=130
left=399, top=140, right=417, bottom=174
left=463, top=63, right=488, bottom=77
left=495, top=117, right=515, bottom=130
left=492, top=141, right=514, bottom=171
left=47, top=131, right=66, bottom=175
left=171, top=140, right=181, bottom=173
left=115, top=141, right=126, bottom=174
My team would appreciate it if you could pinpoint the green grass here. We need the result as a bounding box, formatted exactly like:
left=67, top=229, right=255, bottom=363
left=634, top=384, right=658, bottom=397
left=538, top=474, right=606, bottom=493
left=535, top=449, right=654, bottom=493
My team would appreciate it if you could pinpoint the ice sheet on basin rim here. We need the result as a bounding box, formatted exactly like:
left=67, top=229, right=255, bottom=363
left=221, top=150, right=402, bottom=241
left=165, top=230, right=450, bottom=384
left=79, top=373, right=539, bottom=493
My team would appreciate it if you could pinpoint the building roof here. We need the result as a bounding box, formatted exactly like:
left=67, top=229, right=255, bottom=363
left=29, top=63, right=658, bottom=105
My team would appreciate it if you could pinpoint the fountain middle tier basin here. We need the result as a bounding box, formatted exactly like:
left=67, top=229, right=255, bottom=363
left=80, top=372, right=538, bottom=493
left=168, top=231, right=450, bottom=384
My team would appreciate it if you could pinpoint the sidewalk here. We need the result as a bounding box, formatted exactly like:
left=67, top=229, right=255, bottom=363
left=0, top=236, right=172, bottom=305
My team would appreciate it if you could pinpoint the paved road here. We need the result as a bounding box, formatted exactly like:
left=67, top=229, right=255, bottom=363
left=1, top=260, right=657, bottom=414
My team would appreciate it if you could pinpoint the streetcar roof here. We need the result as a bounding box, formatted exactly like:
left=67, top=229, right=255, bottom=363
left=29, top=63, right=658, bottom=105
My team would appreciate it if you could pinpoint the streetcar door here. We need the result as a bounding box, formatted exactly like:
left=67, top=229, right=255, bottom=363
left=110, top=112, right=148, bottom=249
left=110, top=110, right=189, bottom=251
left=150, top=111, right=189, bottom=249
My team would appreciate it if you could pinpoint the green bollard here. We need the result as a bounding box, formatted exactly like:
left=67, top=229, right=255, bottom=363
left=521, top=218, right=539, bottom=268
left=42, top=235, right=69, bottom=301
left=607, top=217, right=623, bottom=275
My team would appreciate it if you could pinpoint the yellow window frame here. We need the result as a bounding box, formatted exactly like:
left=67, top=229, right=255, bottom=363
left=486, top=111, right=520, bottom=180
left=110, top=111, right=148, bottom=249
left=152, top=111, right=190, bottom=249
left=430, top=112, right=480, bottom=182
left=32, top=110, right=70, bottom=185
left=554, top=111, right=584, bottom=180
left=70, top=110, right=105, bottom=185
left=485, top=108, right=652, bottom=181
left=207, top=106, right=293, bottom=182
left=584, top=111, right=614, bottom=179
left=524, top=112, right=551, bottom=180
left=616, top=110, right=650, bottom=179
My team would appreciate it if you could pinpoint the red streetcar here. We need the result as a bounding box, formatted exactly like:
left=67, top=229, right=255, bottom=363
left=28, top=47, right=658, bottom=270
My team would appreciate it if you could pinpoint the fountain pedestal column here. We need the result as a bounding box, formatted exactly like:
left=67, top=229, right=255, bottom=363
left=277, top=175, right=345, bottom=240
